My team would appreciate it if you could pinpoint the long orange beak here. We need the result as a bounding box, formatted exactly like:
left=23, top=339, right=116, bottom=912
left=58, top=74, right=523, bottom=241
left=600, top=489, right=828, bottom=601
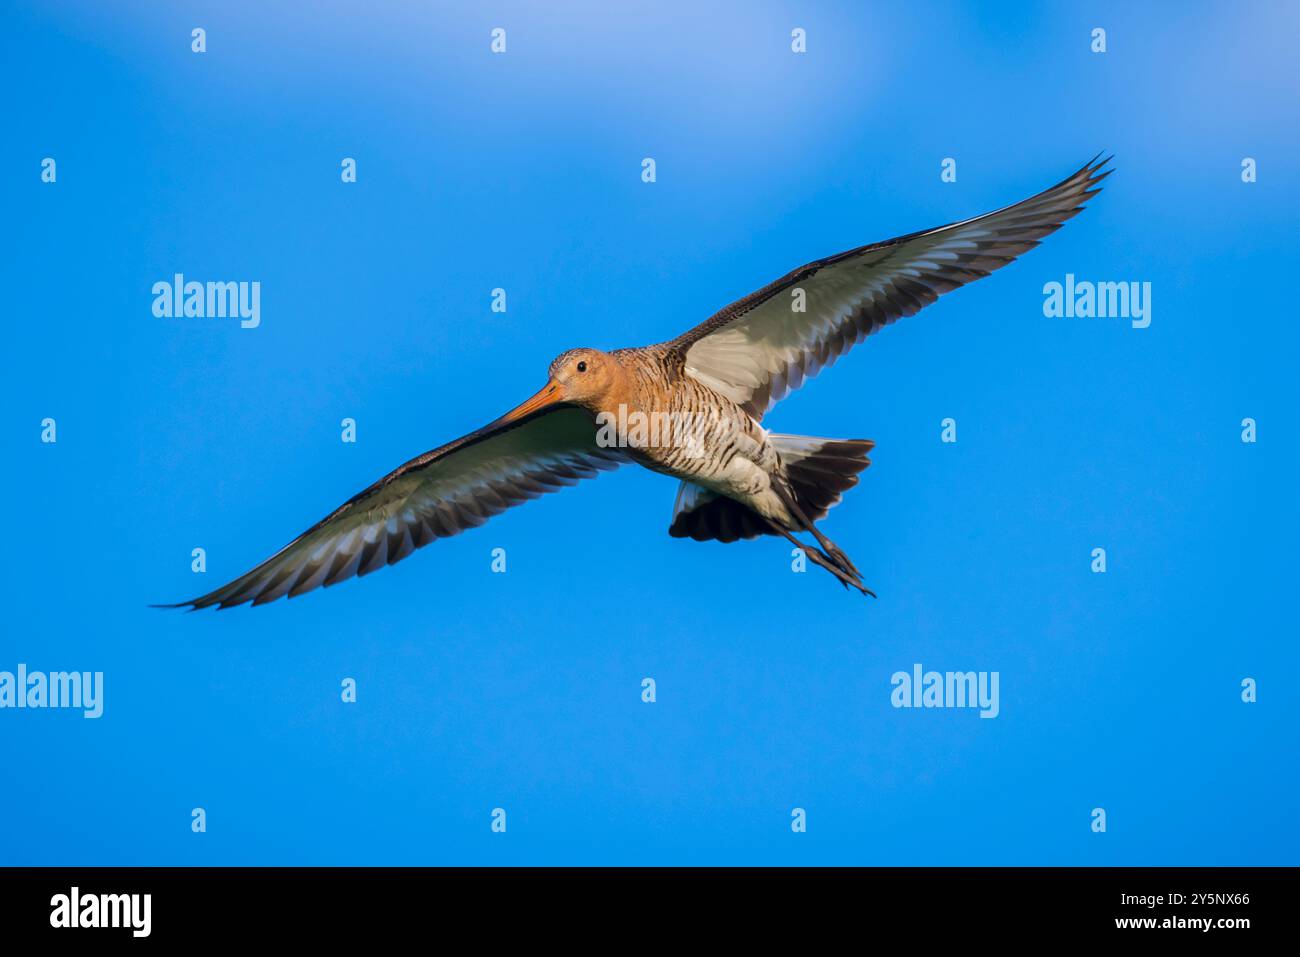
left=497, top=379, right=567, bottom=424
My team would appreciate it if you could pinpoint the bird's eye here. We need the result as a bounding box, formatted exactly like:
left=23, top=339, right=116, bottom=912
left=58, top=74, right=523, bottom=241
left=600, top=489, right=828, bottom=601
left=576, top=361, right=587, bottom=373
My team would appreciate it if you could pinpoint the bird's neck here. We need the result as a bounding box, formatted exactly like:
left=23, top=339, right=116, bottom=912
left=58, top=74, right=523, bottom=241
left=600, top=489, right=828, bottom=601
left=590, top=356, right=640, bottom=422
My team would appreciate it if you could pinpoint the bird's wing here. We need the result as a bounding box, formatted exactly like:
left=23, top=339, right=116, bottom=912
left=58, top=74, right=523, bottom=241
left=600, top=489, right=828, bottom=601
left=165, top=405, right=624, bottom=609
left=666, top=156, right=1111, bottom=418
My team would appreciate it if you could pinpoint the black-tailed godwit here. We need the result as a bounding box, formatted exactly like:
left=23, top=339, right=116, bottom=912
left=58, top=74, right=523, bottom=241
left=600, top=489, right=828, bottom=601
left=166, top=156, right=1110, bottom=607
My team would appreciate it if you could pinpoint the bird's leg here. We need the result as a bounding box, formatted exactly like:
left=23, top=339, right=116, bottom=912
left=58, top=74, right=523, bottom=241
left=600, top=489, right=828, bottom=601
left=810, top=528, right=862, bottom=581
left=768, top=522, right=875, bottom=597
left=771, top=481, right=867, bottom=584
left=808, top=545, right=873, bottom=596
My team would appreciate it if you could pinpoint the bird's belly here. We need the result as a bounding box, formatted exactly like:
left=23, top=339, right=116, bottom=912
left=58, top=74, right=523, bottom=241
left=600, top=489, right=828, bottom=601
left=694, top=452, right=768, bottom=496
left=629, top=422, right=789, bottom=522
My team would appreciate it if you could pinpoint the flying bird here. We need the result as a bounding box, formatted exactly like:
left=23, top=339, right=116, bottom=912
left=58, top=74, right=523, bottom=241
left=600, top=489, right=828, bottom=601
left=166, top=156, right=1110, bottom=608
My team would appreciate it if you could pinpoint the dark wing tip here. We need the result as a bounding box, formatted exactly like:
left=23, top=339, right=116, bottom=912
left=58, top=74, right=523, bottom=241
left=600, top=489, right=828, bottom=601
left=1070, top=155, right=1113, bottom=213
left=149, top=597, right=232, bottom=612
left=1079, top=151, right=1114, bottom=173
left=1018, top=152, right=1112, bottom=227
left=1080, top=153, right=1114, bottom=187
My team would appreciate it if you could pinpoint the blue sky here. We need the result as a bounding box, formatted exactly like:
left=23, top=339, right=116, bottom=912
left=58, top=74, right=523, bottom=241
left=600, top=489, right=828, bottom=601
left=3, top=1, right=1297, bottom=864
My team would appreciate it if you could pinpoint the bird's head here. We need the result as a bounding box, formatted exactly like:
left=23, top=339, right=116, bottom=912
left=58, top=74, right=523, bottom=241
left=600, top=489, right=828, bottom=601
left=498, top=348, right=627, bottom=423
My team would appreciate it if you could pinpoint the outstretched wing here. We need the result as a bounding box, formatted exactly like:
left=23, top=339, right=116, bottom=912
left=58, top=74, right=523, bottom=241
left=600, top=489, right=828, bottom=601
left=668, top=155, right=1112, bottom=418
left=165, top=405, right=624, bottom=609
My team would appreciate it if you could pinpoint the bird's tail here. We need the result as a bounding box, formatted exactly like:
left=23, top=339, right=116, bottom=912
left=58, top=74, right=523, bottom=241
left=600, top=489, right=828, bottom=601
left=768, top=433, right=874, bottom=522
left=665, top=432, right=875, bottom=595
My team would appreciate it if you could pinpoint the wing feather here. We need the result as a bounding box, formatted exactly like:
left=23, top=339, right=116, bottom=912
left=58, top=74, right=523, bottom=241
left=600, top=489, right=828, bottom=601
left=163, top=405, right=624, bottom=610
left=669, top=155, right=1112, bottom=417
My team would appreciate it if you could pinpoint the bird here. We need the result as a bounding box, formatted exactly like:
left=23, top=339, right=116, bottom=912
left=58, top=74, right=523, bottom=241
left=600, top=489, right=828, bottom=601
left=164, top=155, right=1110, bottom=609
